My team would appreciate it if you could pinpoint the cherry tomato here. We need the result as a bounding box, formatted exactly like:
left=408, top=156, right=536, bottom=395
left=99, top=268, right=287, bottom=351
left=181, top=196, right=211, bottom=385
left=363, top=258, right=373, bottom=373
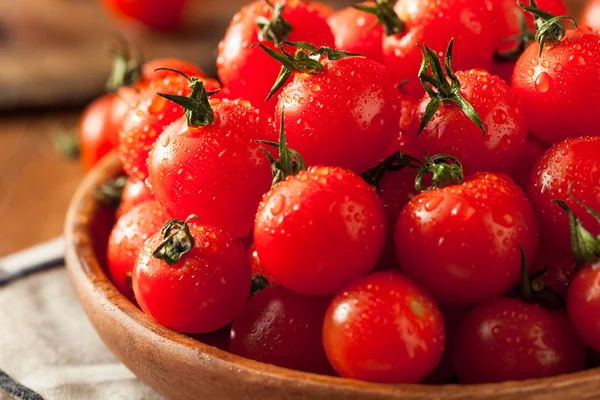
left=512, top=26, right=600, bottom=144
left=396, top=173, right=539, bottom=305
left=408, top=66, right=528, bottom=175
left=107, top=200, right=169, bottom=301
left=248, top=244, right=277, bottom=285
left=119, top=74, right=221, bottom=181
left=327, top=4, right=384, bottom=64
left=217, top=0, right=334, bottom=114
left=453, top=297, right=586, bottom=383
left=568, top=264, right=600, bottom=352
left=230, top=285, right=332, bottom=374
left=509, top=136, right=547, bottom=191
left=275, top=55, right=399, bottom=174
left=117, top=178, right=155, bottom=219
left=140, top=58, right=206, bottom=87
left=133, top=219, right=251, bottom=333
left=323, top=271, right=445, bottom=383
left=254, top=166, right=386, bottom=297
left=533, top=243, right=575, bottom=299
left=582, top=0, right=600, bottom=31
left=148, top=98, right=272, bottom=238
left=383, top=0, right=496, bottom=97
left=79, top=90, right=135, bottom=170
left=423, top=305, right=470, bottom=384
left=99, top=0, right=187, bottom=30
left=489, top=0, right=568, bottom=83
left=527, top=136, right=600, bottom=255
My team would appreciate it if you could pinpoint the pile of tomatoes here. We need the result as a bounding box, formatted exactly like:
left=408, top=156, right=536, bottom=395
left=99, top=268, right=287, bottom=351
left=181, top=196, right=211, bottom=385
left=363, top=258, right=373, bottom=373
left=80, top=0, right=600, bottom=386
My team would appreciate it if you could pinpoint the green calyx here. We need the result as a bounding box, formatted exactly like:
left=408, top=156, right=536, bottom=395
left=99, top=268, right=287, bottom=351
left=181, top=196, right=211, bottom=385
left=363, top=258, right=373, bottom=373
left=418, top=39, right=486, bottom=136
left=361, top=151, right=423, bottom=193
left=352, top=0, right=405, bottom=36
left=96, top=176, right=128, bottom=207
left=553, top=183, right=600, bottom=267
left=415, top=154, right=464, bottom=192
left=253, top=41, right=363, bottom=100
left=518, top=0, right=577, bottom=56
left=256, top=112, right=306, bottom=188
left=256, top=0, right=293, bottom=46
left=250, top=274, right=270, bottom=297
left=157, top=68, right=220, bottom=127
left=152, top=215, right=199, bottom=266
left=494, top=12, right=535, bottom=62
left=106, top=38, right=144, bottom=92
left=516, top=245, right=566, bottom=310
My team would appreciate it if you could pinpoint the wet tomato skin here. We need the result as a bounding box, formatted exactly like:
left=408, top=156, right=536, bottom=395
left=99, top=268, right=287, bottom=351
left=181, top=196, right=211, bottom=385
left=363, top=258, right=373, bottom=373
left=327, top=4, right=384, bottom=64
left=527, top=136, right=600, bottom=255
left=117, top=178, right=155, bottom=219
left=217, top=0, right=334, bottom=114
left=509, top=136, right=548, bottom=191
left=254, top=166, right=386, bottom=297
left=119, top=75, right=221, bottom=181
left=133, top=222, right=251, bottom=333
left=383, top=0, right=496, bottom=97
left=147, top=99, right=272, bottom=238
left=454, top=297, right=586, bottom=384
left=512, top=28, right=600, bottom=145
left=276, top=57, right=399, bottom=174
left=230, top=285, right=333, bottom=374
left=568, top=265, right=600, bottom=353
left=323, top=271, right=445, bottom=384
left=395, top=173, right=539, bottom=305
left=408, top=69, right=528, bottom=176
left=107, top=200, right=169, bottom=301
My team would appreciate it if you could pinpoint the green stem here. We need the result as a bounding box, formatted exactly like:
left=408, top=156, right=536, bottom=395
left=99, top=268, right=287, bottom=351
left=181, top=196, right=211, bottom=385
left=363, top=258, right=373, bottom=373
left=414, top=154, right=464, bottom=192
left=255, top=0, right=294, bottom=46
left=361, top=152, right=423, bottom=193
left=152, top=215, right=199, bottom=266
left=353, top=0, right=405, bottom=36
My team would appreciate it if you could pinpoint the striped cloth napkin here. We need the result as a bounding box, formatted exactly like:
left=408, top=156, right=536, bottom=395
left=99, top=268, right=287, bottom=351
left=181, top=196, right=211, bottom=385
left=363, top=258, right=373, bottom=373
left=0, top=240, right=162, bottom=400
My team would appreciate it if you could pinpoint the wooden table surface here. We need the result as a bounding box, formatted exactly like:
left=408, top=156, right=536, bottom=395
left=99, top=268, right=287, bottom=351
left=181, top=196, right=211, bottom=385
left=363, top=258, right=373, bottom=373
left=0, top=0, right=588, bottom=257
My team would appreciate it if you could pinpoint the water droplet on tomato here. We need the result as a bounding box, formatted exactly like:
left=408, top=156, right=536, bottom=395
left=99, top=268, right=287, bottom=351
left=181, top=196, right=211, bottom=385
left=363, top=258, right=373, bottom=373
left=499, top=134, right=513, bottom=150
left=161, top=135, right=170, bottom=147
left=531, top=58, right=539, bottom=66
left=574, top=43, right=582, bottom=51
left=149, top=96, right=167, bottom=113
left=269, top=195, right=285, bottom=216
left=310, top=84, right=321, bottom=93
left=542, top=60, right=549, bottom=68
left=535, top=72, right=551, bottom=93
left=554, top=63, right=563, bottom=72
left=424, top=197, right=443, bottom=212
left=569, top=55, right=586, bottom=66
left=527, top=69, right=535, bottom=77
left=492, top=109, right=508, bottom=125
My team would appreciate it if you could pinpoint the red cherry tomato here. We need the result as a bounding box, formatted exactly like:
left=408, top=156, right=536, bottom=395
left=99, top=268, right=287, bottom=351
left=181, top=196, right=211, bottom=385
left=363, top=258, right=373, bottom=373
left=107, top=200, right=169, bottom=301
left=117, top=178, right=155, bottom=219
left=323, top=271, right=445, bottom=384
left=119, top=74, right=221, bottom=181
left=396, top=173, right=539, bottom=305
left=248, top=244, right=278, bottom=285
left=133, top=220, right=251, bottom=333
left=383, top=0, right=496, bottom=97
left=230, top=285, right=332, bottom=374
left=409, top=69, right=528, bottom=175
left=79, top=90, right=135, bottom=170
left=454, top=297, right=586, bottom=383
left=569, top=265, right=600, bottom=352
left=582, top=0, right=600, bottom=31
left=140, top=58, right=206, bottom=86
left=99, top=0, right=187, bottom=30
left=217, top=0, right=334, bottom=114
left=327, top=4, right=385, bottom=64
left=509, top=136, right=548, bottom=191
left=527, top=136, right=600, bottom=255
left=489, top=0, right=568, bottom=82
left=276, top=56, right=399, bottom=174
left=533, top=244, right=575, bottom=299
left=423, top=305, right=470, bottom=384
left=512, top=27, right=600, bottom=144
left=254, top=166, right=386, bottom=297
left=148, top=98, right=272, bottom=238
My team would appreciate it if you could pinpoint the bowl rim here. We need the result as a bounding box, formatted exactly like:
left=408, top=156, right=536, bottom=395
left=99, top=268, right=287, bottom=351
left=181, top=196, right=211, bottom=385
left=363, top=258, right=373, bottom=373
left=64, top=152, right=600, bottom=398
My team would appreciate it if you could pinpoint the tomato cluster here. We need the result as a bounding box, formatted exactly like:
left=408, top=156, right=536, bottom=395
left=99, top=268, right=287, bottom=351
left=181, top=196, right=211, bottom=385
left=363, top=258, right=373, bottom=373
left=82, top=0, right=600, bottom=386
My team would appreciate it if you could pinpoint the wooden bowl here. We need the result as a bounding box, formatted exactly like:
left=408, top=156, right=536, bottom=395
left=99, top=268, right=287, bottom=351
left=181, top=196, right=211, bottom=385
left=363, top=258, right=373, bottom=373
left=65, top=153, right=600, bottom=399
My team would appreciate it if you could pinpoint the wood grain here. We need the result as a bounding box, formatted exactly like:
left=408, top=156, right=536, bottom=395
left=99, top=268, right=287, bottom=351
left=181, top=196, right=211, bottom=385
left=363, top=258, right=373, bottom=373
left=65, top=153, right=600, bottom=400
left=0, top=112, right=84, bottom=257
